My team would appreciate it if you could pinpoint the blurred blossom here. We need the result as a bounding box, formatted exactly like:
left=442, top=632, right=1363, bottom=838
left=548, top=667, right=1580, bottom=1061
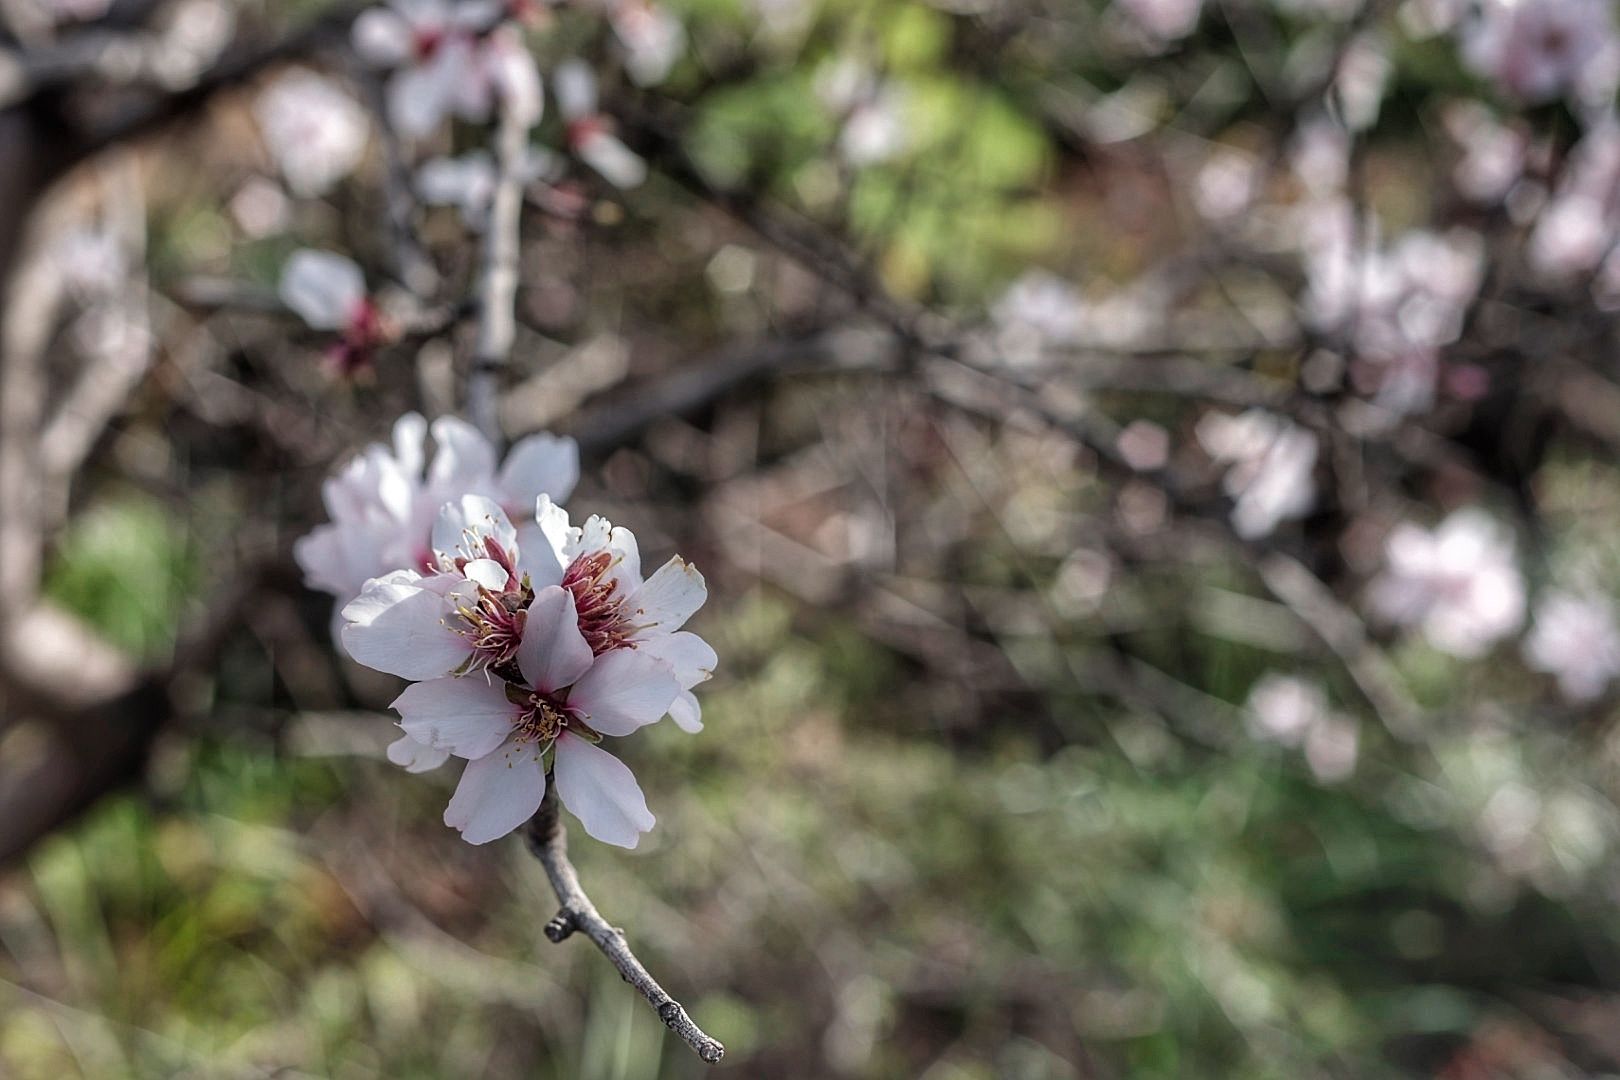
left=1291, top=117, right=1351, bottom=197
left=1442, top=101, right=1528, bottom=204
left=353, top=1, right=540, bottom=136
left=279, top=249, right=384, bottom=375
left=608, top=1, right=686, bottom=86
left=1304, top=715, right=1359, bottom=783
left=815, top=59, right=910, bottom=166
left=1117, top=420, right=1170, bottom=472
left=989, top=270, right=1087, bottom=365
left=1195, top=149, right=1259, bottom=222
left=554, top=60, right=648, bottom=188
left=1460, top=0, right=1615, bottom=103
left=228, top=178, right=291, bottom=238
left=1246, top=674, right=1328, bottom=747
left=417, top=146, right=561, bottom=226
left=1530, top=120, right=1620, bottom=278
left=1523, top=591, right=1620, bottom=702
left=1196, top=410, right=1318, bottom=539
left=253, top=71, right=369, bottom=198
left=1368, top=509, right=1525, bottom=657
left=1246, top=675, right=1360, bottom=782
left=1334, top=34, right=1392, bottom=131
left=1116, top=0, right=1203, bottom=42
left=1304, top=208, right=1484, bottom=417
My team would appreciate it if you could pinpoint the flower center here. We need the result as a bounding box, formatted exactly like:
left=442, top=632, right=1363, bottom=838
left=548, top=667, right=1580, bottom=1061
left=561, top=549, right=634, bottom=654
left=454, top=585, right=528, bottom=670
left=508, top=686, right=602, bottom=745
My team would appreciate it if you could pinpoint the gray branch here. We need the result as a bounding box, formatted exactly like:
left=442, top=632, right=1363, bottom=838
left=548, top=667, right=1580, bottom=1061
left=522, top=786, right=725, bottom=1064
left=466, top=73, right=528, bottom=446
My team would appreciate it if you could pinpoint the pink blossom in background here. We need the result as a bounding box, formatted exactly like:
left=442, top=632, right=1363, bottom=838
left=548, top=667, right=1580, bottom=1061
left=1196, top=410, right=1319, bottom=539
left=1461, top=0, right=1615, bottom=102
left=253, top=71, right=369, bottom=198
left=1523, top=591, right=1620, bottom=702
left=1367, top=509, right=1525, bottom=657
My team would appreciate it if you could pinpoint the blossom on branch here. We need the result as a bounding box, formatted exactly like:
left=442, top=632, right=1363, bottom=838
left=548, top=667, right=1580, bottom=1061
left=278, top=249, right=386, bottom=376
left=554, top=60, right=648, bottom=189
left=338, top=493, right=713, bottom=846
left=1523, top=591, right=1620, bottom=702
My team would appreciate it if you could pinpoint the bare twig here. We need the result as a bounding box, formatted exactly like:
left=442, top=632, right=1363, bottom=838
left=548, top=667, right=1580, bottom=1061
left=522, top=786, right=725, bottom=1064
left=467, top=76, right=528, bottom=446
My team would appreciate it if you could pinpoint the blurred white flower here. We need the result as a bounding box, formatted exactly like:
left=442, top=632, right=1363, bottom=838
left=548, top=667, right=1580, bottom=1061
left=229, top=178, right=292, bottom=238
left=554, top=60, right=648, bottom=189
left=417, top=147, right=562, bottom=226
left=1245, top=674, right=1360, bottom=782
left=1461, top=0, right=1615, bottom=102
left=1530, top=121, right=1620, bottom=278
left=1196, top=410, right=1318, bottom=539
left=1368, top=509, right=1525, bottom=657
left=254, top=71, right=369, bottom=198
left=1246, top=674, right=1329, bottom=747
left=990, top=271, right=1087, bottom=365
left=1442, top=101, right=1527, bottom=204
left=610, top=0, right=686, bottom=86
left=296, top=414, right=579, bottom=607
left=1195, top=149, right=1259, bottom=222
left=279, top=249, right=384, bottom=374
left=353, top=0, right=538, bottom=136
left=815, top=59, right=909, bottom=166
left=1117, top=0, right=1203, bottom=40
left=1523, top=591, right=1620, bottom=702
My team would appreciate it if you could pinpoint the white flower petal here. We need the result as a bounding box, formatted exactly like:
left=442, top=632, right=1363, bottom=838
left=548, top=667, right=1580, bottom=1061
left=387, top=61, right=454, bottom=138
left=394, top=676, right=516, bottom=759
left=279, top=249, right=364, bottom=331
left=341, top=578, right=470, bottom=680
left=443, top=737, right=547, bottom=845
left=515, top=523, right=566, bottom=588
left=498, top=432, right=580, bottom=512
left=387, top=733, right=452, bottom=773
left=351, top=7, right=412, bottom=66
left=578, top=132, right=648, bottom=189
left=553, top=58, right=599, bottom=119
left=431, top=493, right=516, bottom=561
left=640, top=630, right=716, bottom=689
left=626, top=556, right=706, bottom=635
left=462, top=558, right=508, bottom=592
left=567, top=648, right=679, bottom=736
left=516, top=586, right=596, bottom=694
left=553, top=732, right=654, bottom=848
left=668, top=689, right=703, bottom=733
left=428, top=416, right=498, bottom=492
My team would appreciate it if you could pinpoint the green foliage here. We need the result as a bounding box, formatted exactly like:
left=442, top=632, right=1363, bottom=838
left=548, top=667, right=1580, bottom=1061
left=42, top=493, right=197, bottom=659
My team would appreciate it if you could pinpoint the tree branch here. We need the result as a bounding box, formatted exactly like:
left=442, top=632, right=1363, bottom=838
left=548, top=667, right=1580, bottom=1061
left=467, top=73, right=528, bottom=446
left=522, top=786, right=725, bottom=1064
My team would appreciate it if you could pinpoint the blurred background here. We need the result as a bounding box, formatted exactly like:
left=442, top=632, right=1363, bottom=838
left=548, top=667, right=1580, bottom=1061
left=6, top=0, right=1620, bottom=1076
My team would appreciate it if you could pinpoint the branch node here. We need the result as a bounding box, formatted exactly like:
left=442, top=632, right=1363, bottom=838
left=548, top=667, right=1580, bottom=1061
left=543, top=909, right=576, bottom=942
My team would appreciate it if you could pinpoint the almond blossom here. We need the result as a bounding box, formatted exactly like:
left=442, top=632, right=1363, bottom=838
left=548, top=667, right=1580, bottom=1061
left=253, top=71, right=369, bottom=198
left=417, top=147, right=562, bottom=226
left=1367, top=509, right=1525, bottom=657
left=1195, top=409, right=1319, bottom=539
left=1523, top=591, right=1620, bottom=702
left=391, top=583, right=678, bottom=845
left=295, top=417, right=579, bottom=607
left=278, top=249, right=385, bottom=375
left=341, top=495, right=713, bottom=846
left=554, top=60, right=648, bottom=189
left=352, top=1, right=542, bottom=136
left=1461, top=0, right=1615, bottom=103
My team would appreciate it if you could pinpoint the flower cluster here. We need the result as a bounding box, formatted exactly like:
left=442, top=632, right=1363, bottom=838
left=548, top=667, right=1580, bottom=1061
left=299, top=418, right=710, bottom=848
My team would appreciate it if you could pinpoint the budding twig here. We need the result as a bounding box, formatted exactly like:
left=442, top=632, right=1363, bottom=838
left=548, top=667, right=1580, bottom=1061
left=522, top=786, right=725, bottom=1064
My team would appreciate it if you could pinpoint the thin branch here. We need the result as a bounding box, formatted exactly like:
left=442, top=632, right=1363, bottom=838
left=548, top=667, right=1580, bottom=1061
left=522, top=786, right=725, bottom=1063
left=467, top=75, right=528, bottom=446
